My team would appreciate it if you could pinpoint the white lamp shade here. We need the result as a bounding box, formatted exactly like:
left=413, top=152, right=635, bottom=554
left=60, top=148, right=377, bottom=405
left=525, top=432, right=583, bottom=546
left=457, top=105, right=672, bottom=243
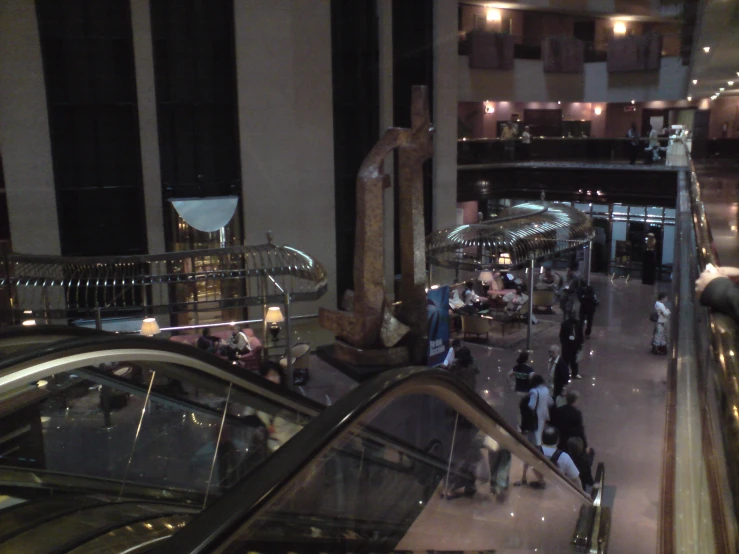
left=140, top=318, right=161, bottom=336
left=479, top=270, right=494, bottom=283
left=265, top=307, right=285, bottom=324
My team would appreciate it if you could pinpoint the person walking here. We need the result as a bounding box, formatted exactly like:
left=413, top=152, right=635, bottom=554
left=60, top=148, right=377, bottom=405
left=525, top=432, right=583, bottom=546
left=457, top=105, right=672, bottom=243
left=559, top=313, right=584, bottom=379
left=528, top=373, right=554, bottom=447
left=651, top=292, right=671, bottom=355
left=578, top=285, right=599, bottom=338
left=507, top=351, right=534, bottom=395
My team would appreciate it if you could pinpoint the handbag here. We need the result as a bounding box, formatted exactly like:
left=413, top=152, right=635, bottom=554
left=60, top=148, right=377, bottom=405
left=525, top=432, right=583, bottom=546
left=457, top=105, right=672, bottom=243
left=649, top=310, right=659, bottom=323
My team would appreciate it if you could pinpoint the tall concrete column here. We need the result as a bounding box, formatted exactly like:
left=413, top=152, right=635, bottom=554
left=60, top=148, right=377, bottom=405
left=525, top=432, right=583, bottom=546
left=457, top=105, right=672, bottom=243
left=378, top=0, right=395, bottom=299
left=0, top=0, right=60, bottom=255
left=234, top=0, right=337, bottom=314
left=131, top=0, right=166, bottom=256
left=432, top=0, right=458, bottom=233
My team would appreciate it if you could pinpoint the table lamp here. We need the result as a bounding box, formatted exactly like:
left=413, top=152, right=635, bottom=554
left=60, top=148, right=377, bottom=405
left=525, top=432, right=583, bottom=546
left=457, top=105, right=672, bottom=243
left=265, top=307, right=285, bottom=341
left=140, top=317, right=161, bottom=337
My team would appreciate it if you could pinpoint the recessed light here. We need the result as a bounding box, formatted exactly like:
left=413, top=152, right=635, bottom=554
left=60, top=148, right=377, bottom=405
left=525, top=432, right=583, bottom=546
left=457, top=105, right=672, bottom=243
left=720, top=87, right=725, bottom=91
left=729, top=81, right=735, bottom=86
left=693, top=80, right=698, bottom=85
left=687, top=96, right=692, bottom=101
left=703, top=46, right=711, bottom=53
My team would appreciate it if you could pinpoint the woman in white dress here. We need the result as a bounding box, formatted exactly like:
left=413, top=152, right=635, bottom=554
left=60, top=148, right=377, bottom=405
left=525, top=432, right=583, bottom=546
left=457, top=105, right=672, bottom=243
left=651, top=292, right=671, bottom=355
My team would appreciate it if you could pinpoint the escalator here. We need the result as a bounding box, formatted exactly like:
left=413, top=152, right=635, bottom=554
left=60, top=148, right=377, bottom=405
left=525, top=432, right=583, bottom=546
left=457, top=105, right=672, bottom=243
left=0, top=327, right=322, bottom=553
left=152, top=366, right=609, bottom=553
left=0, top=328, right=610, bottom=553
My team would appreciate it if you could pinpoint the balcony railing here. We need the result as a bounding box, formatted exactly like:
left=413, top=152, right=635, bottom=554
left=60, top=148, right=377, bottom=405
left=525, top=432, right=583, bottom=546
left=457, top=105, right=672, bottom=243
left=459, top=32, right=680, bottom=65
left=661, top=141, right=739, bottom=550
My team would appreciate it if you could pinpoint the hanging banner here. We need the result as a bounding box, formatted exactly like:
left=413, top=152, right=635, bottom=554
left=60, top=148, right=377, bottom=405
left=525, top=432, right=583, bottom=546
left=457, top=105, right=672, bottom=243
left=427, top=285, right=450, bottom=367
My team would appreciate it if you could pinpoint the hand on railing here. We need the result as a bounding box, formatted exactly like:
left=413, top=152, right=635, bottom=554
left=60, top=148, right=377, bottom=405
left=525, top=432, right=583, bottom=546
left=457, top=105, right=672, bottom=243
left=696, top=265, right=739, bottom=323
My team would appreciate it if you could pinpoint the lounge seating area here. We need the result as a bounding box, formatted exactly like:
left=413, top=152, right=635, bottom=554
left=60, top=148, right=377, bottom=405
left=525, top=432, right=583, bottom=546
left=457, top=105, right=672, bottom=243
left=169, top=328, right=263, bottom=371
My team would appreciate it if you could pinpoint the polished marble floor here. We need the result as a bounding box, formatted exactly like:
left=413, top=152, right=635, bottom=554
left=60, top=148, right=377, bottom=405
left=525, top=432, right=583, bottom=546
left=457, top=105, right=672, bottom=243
left=306, top=273, right=670, bottom=553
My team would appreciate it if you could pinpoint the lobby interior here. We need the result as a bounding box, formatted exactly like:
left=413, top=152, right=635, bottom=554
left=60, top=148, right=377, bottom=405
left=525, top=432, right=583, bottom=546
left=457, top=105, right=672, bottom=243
left=1, top=0, right=739, bottom=552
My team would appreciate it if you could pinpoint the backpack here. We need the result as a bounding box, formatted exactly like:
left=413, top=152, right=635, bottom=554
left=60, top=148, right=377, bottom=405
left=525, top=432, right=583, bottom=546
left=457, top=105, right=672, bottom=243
left=540, top=446, right=564, bottom=465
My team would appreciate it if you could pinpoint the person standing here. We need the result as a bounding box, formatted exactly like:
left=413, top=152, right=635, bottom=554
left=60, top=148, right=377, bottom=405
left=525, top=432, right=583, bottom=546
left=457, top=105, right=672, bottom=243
left=501, top=121, right=517, bottom=161
left=521, top=125, right=532, bottom=160
left=648, top=124, right=660, bottom=162
left=578, top=285, right=599, bottom=338
left=551, top=391, right=587, bottom=449
left=507, top=351, right=534, bottom=395
left=450, top=347, right=479, bottom=390
left=651, top=292, right=671, bottom=355
left=548, top=344, right=570, bottom=399
left=627, top=122, right=639, bottom=165
left=441, top=339, right=462, bottom=369
left=559, top=312, right=584, bottom=379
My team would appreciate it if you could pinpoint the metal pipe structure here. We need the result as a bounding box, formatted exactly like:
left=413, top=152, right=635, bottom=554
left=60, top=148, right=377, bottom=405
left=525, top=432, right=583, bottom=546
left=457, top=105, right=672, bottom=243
left=527, top=258, right=534, bottom=352
left=426, top=201, right=595, bottom=274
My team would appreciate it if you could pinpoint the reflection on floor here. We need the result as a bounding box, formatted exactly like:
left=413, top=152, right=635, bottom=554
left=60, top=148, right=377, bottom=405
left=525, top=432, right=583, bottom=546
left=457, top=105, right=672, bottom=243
left=309, top=273, right=669, bottom=554
left=395, top=461, right=583, bottom=552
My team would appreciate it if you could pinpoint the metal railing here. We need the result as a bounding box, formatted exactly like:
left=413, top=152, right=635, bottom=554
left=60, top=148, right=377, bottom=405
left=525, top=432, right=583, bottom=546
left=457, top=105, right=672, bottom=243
left=660, top=141, right=739, bottom=552
left=458, top=136, right=683, bottom=165
left=458, top=31, right=682, bottom=61
left=0, top=241, right=327, bottom=323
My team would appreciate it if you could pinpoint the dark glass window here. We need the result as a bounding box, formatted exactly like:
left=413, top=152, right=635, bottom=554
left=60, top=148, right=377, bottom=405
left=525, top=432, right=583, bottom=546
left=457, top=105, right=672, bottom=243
left=36, top=0, right=147, bottom=256
left=150, top=0, right=241, bottom=202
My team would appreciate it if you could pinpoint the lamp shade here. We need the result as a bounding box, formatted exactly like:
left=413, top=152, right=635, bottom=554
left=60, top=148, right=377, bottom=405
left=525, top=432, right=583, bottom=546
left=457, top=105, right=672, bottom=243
left=479, top=270, right=494, bottom=283
left=140, top=317, right=161, bottom=336
left=265, top=306, right=285, bottom=325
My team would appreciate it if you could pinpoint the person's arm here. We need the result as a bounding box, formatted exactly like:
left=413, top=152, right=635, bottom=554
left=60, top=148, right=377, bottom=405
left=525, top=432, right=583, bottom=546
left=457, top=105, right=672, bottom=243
left=528, top=390, right=536, bottom=411
left=699, top=276, right=739, bottom=321
left=559, top=323, right=568, bottom=343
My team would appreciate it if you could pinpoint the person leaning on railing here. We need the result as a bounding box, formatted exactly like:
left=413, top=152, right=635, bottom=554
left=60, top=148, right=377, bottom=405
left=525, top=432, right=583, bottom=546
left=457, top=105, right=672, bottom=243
left=695, top=265, right=739, bottom=321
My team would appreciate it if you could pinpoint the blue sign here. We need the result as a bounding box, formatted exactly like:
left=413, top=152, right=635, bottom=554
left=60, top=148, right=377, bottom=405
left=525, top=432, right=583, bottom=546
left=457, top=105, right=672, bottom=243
left=427, top=285, right=450, bottom=366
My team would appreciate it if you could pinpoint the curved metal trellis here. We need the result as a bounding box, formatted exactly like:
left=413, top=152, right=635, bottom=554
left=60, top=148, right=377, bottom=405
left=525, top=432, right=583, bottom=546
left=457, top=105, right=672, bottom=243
left=0, top=239, right=327, bottom=321
left=426, top=201, right=594, bottom=272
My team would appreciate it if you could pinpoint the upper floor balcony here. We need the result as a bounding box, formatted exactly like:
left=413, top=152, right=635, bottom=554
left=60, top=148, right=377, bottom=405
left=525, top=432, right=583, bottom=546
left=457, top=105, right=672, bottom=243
left=457, top=3, right=688, bottom=103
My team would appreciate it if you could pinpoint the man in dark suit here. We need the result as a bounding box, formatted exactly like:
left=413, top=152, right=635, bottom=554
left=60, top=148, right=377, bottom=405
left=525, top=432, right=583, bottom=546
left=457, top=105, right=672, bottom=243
left=559, top=311, right=584, bottom=379
left=551, top=390, right=588, bottom=449
left=548, top=344, right=570, bottom=399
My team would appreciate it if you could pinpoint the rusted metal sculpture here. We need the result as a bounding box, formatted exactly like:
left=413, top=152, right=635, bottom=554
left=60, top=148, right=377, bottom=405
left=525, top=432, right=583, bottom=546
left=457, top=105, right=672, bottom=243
left=319, top=86, right=433, bottom=366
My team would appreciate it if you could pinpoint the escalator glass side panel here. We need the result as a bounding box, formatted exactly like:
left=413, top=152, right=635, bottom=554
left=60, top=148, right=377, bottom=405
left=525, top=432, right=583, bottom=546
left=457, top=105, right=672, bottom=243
left=213, top=390, right=591, bottom=553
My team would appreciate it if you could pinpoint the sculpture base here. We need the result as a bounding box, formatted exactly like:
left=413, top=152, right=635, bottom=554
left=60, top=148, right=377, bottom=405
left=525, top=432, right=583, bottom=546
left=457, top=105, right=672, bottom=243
left=316, top=341, right=410, bottom=382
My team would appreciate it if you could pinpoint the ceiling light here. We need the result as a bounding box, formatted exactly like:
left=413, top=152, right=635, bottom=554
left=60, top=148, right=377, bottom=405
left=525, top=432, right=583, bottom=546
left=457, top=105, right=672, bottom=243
left=557, top=101, right=561, bottom=105
left=486, top=9, right=502, bottom=22
left=729, top=81, right=735, bottom=86
left=631, top=100, right=635, bottom=104
left=594, top=106, right=602, bottom=115
left=687, top=96, right=692, bottom=101
left=613, top=22, right=627, bottom=35
left=720, top=87, right=725, bottom=91
left=703, top=46, right=710, bottom=53
left=693, top=80, right=698, bottom=85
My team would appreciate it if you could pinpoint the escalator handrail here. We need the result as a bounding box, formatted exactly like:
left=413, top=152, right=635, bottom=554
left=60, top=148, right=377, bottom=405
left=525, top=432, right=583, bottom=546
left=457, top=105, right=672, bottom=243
left=154, top=366, right=592, bottom=554
left=0, top=333, right=323, bottom=415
